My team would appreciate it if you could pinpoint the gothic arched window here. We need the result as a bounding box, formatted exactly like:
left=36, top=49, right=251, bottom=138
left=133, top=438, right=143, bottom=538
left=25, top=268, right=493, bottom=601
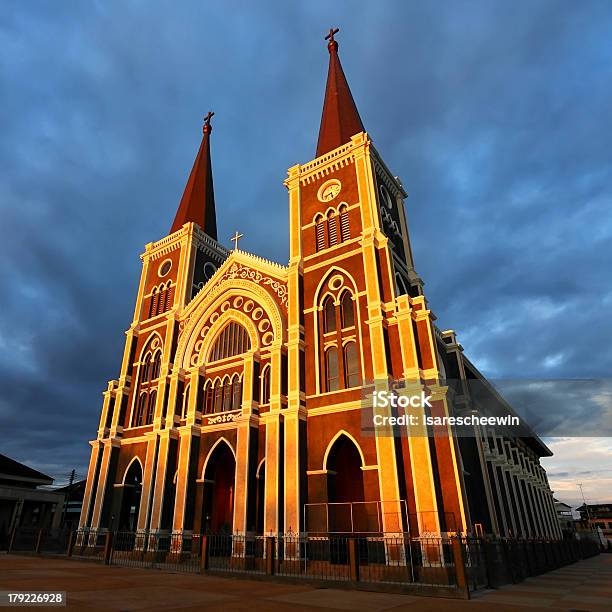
left=141, top=353, right=151, bottom=382
left=222, top=378, right=232, bottom=412
left=343, top=342, right=360, bottom=388
left=340, top=292, right=355, bottom=328
left=339, top=204, right=350, bottom=242
left=323, top=297, right=336, bottom=333
left=260, top=365, right=271, bottom=405
left=164, top=281, right=173, bottom=311
left=150, top=351, right=161, bottom=380
left=204, top=382, right=213, bottom=415
left=210, top=321, right=250, bottom=362
left=213, top=381, right=223, bottom=413
left=134, top=392, right=147, bottom=427
left=232, top=375, right=242, bottom=411
left=325, top=347, right=340, bottom=392
left=146, top=390, right=157, bottom=425
left=315, top=214, right=326, bottom=252
left=149, top=288, right=158, bottom=318
left=327, top=210, right=338, bottom=247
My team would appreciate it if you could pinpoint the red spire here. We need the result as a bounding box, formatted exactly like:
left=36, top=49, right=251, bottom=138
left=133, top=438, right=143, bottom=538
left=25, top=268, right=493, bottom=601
left=170, top=111, right=218, bottom=238
left=316, top=28, right=365, bottom=157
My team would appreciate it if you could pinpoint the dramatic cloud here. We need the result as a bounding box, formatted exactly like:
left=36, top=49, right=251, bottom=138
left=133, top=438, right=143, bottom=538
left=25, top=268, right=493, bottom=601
left=0, top=1, right=610, bottom=501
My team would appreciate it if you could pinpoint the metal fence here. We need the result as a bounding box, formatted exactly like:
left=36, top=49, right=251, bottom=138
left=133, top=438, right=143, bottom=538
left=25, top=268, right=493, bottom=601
left=111, top=531, right=201, bottom=572
left=6, top=527, right=602, bottom=597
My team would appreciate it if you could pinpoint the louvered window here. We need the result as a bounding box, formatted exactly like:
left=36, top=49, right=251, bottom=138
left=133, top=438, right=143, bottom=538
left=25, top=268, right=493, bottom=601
left=328, top=215, right=338, bottom=246
left=315, top=219, right=326, bottom=251
left=339, top=206, right=350, bottom=242
left=210, top=322, right=250, bottom=361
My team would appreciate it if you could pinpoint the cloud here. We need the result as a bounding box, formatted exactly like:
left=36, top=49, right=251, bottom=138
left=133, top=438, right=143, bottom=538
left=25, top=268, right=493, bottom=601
left=0, top=1, right=610, bottom=490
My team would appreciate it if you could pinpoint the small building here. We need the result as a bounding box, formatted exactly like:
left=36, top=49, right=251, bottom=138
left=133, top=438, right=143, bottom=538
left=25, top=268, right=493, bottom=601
left=55, top=479, right=86, bottom=530
left=576, top=503, right=612, bottom=543
left=0, top=453, right=64, bottom=544
left=554, top=499, right=575, bottom=537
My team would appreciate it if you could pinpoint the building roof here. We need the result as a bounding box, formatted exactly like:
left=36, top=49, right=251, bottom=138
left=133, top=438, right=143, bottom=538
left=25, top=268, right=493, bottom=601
left=170, top=112, right=218, bottom=238
left=0, top=453, right=54, bottom=486
left=316, top=28, right=365, bottom=157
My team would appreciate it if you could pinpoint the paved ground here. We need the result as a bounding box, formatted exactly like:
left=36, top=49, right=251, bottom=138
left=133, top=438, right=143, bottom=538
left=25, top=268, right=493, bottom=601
left=0, top=553, right=610, bottom=611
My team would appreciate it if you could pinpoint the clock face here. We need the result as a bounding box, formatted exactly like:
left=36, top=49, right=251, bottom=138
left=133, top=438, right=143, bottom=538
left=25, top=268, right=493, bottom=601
left=322, top=183, right=340, bottom=201
left=317, top=179, right=341, bottom=202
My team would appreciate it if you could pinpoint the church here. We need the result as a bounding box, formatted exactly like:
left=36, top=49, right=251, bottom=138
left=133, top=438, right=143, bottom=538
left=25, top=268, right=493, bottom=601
left=79, top=30, right=561, bottom=541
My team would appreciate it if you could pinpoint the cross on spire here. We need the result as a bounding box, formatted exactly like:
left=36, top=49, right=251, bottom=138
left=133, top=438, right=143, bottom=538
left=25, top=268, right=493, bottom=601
left=316, top=27, right=365, bottom=157
left=325, top=27, right=339, bottom=42
left=203, top=111, right=214, bottom=134
left=231, top=231, right=243, bottom=251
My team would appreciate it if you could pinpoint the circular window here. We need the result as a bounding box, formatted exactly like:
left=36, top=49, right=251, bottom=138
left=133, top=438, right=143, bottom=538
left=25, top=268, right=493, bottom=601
left=329, top=274, right=344, bottom=291
left=159, top=259, right=172, bottom=277
left=317, top=179, right=342, bottom=203
left=203, top=262, right=217, bottom=280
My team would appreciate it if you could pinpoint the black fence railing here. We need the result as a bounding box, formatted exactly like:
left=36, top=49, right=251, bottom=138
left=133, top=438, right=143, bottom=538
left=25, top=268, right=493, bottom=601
left=5, top=527, right=602, bottom=598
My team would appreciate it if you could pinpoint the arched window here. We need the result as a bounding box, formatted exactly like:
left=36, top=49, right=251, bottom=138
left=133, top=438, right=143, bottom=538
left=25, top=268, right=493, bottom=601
left=149, top=288, right=158, bottom=318
left=315, top=214, right=326, bottom=252
left=141, top=353, right=151, bottom=382
left=134, top=392, right=147, bottom=427
left=260, top=365, right=271, bottom=405
left=231, top=376, right=242, bottom=411
left=222, top=378, right=232, bottom=412
left=146, top=391, right=157, bottom=424
left=344, top=342, right=360, bottom=388
left=150, top=351, right=161, bottom=380
left=325, top=347, right=340, bottom=392
left=164, top=281, right=173, bottom=311
left=323, top=297, right=336, bottom=333
left=340, top=292, right=355, bottom=328
left=213, top=382, right=223, bottom=413
left=339, top=204, right=350, bottom=242
left=327, top=210, right=338, bottom=247
left=210, top=322, right=250, bottom=362
left=204, top=382, right=213, bottom=415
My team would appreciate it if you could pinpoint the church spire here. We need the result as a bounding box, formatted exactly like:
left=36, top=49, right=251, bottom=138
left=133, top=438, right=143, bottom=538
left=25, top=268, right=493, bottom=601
left=316, top=28, right=365, bottom=158
left=170, top=111, right=218, bottom=239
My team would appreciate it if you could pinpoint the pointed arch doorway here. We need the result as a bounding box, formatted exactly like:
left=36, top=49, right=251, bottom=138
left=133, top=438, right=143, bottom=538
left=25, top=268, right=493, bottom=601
left=119, top=459, right=143, bottom=531
left=202, top=441, right=236, bottom=533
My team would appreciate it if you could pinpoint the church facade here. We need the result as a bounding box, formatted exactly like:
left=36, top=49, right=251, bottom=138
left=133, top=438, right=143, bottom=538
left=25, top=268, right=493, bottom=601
left=80, top=32, right=561, bottom=540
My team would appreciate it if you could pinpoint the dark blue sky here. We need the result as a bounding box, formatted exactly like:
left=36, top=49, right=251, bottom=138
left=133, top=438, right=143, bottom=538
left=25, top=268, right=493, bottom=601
left=1, top=1, right=610, bottom=503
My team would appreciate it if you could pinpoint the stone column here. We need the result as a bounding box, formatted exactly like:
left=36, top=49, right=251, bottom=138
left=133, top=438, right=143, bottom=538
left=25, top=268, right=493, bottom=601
left=172, top=426, right=200, bottom=532
left=90, top=439, right=120, bottom=530
left=79, top=440, right=103, bottom=528
left=262, top=411, right=281, bottom=534
left=148, top=429, right=177, bottom=531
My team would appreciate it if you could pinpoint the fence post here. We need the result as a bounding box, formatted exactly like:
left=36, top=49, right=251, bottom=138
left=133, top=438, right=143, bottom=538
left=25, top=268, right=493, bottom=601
left=265, top=536, right=275, bottom=575
left=452, top=537, right=470, bottom=599
left=66, top=530, right=74, bottom=557
left=348, top=538, right=359, bottom=582
left=103, top=531, right=113, bottom=565
left=35, top=529, right=44, bottom=554
left=200, top=535, right=209, bottom=573
left=482, top=539, right=496, bottom=588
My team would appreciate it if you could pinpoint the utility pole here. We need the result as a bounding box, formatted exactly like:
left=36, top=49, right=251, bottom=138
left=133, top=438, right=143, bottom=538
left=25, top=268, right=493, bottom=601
left=61, top=469, right=76, bottom=528
left=578, top=483, right=592, bottom=529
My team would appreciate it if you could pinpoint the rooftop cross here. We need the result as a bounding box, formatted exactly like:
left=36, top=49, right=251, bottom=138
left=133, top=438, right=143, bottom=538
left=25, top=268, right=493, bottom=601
left=325, top=27, right=339, bottom=43
left=203, top=111, right=214, bottom=133
left=231, top=231, right=243, bottom=251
